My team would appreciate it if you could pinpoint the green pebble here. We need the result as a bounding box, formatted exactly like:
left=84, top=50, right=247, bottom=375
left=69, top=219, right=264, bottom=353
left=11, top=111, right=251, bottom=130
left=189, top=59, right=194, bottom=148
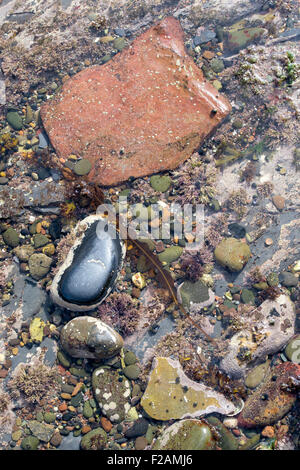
left=69, top=367, right=87, bottom=378
left=21, top=436, right=40, bottom=450
left=12, top=430, right=22, bottom=441
left=123, top=364, right=141, bottom=380
left=145, top=425, right=154, bottom=445
left=158, top=246, right=183, bottom=264
left=33, top=233, right=49, bottom=248
left=61, top=383, right=74, bottom=394
left=267, top=272, right=279, bottom=287
left=232, top=119, right=243, bottom=130
left=102, top=54, right=111, bottom=63
left=7, top=111, right=23, bottom=130
left=89, top=398, right=97, bottom=408
left=44, top=412, right=56, bottom=424
left=150, top=174, right=172, bottom=193
left=253, top=282, right=269, bottom=290
left=80, top=428, right=107, bottom=450
left=245, top=361, right=270, bottom=389
left=124, top=351, right=137, bottom=366
left=2, top=227, right=20, bottom=247
left=113, top=37, right=126, bottom=51
left=71, top=393, right=83, bottom=407
left=25, top=105, right=34, bottom=124
left=57, top=351, right=71, bottom=368
left=210, top=58, right=224, bottom=73
left=83, top=401, right=93, bottom=418
left=74, top=159, right=92, bottom=176
left=241, top=288, right=255, bottom=305
left=36, top=412, right=44, bottom=423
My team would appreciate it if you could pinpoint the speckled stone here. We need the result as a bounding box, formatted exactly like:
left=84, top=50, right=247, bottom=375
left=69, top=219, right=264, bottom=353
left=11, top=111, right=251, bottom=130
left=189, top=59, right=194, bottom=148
left=92, top=367, right=131, bottom=423
left=60, top=316, right=123, bottom=360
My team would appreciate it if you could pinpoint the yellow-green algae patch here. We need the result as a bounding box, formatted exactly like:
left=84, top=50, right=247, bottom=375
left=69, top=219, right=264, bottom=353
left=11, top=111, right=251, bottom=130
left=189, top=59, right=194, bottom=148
left=29, top=318, right=45, bottom=343
left=141, top=357, right=238, bottom=420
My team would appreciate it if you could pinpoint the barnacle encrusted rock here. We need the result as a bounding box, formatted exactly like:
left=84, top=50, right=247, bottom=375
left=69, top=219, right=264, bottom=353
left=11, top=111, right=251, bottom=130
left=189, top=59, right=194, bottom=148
left=220, top=295, right=295, bottom=379
left=50, top=215, right=126, bottom=311
left=60, top=317, right=123, bottom=360
left=152, top=419, right=215, bottom=450
left=238, top=362, right=300, bottom=428
left=92, top=367, right=131, bottom=423
left=214, top=237, right=251, bottom=272
left=40, top=17, right=231, bottom=186
left=141, top=357, right=238, bottom=420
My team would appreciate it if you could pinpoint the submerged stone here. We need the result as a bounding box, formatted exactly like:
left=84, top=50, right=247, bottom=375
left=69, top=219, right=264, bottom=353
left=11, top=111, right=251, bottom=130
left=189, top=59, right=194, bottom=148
left=80, top=428, right=107, bottom=450
left=152, top=420, right=215, bottom=450
left=60, top=317, right=123, bottom=360
left=92, top=367, right=131, bottom=423
left=141, top=357, right=238, bottom=421
left=27, top=420, right=54, bottom=443
left=41, top=17, right=231, bottom=186
left=50, top=215, right=125, bottom=311
left=214, top=237, right=251, bottom=272
left=177, top=280, right=215, bottom=312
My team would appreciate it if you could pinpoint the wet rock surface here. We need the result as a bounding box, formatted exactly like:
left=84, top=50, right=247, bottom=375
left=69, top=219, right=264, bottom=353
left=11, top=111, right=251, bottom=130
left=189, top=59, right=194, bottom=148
left=60, top=317, right=123, bottom=360
left=41, top=17, right=231, bottom=186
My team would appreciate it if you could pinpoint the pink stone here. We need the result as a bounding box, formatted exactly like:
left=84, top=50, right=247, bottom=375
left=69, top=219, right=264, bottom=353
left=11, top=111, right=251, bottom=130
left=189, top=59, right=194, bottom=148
left=41, top=17, right=231, bottom=186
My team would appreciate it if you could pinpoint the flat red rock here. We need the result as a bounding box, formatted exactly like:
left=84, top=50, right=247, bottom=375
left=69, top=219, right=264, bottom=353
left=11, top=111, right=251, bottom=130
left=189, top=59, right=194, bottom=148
left=41, top=17, right=231, bottom=186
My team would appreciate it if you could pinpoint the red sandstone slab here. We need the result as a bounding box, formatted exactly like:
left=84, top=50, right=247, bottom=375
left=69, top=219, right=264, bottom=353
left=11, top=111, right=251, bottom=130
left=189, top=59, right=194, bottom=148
left=41, top=17, right=231, bottom=186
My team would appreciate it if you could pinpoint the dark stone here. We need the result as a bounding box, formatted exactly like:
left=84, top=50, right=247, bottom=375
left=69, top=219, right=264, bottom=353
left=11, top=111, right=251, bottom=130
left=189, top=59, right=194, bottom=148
left=37, top=167, right=50, bottom=180
left=49, top=219, right=62, bottom=239
left=58, top=220, right=123, bottom=306
left=124, top=418, right=149, bottom=438
left=228, top=223, right=246, bottom=239
left=193, top=30, right=216, bottom=46
left=114, top=28, right=126, bottom=37
left=279, top=271, right=298, bottom=287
